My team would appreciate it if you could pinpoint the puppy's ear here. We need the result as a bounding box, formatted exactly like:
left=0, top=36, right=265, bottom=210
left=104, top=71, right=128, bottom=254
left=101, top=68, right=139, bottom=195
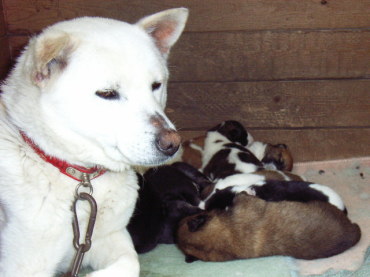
left=276, top=143, right=288, bottom=149
left=136, top=8, right=188, bottom=58
left=29, top=31, right=77, bottom=87
left=187, top=214, right=209, bottom=232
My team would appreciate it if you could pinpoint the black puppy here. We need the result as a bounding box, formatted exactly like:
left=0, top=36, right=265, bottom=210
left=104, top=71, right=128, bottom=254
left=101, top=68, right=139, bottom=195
left=127, top=162, right=211, bottom=253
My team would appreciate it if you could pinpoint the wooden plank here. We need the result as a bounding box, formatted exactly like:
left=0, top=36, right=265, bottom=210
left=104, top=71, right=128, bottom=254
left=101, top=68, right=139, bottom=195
left=178, top=128, right=370, bottom=163
left=166, top=80, right=370, bottom=129
left=3, top=0, right=370, bottom=34
left=169, top=29, right=370, bottom=81
left=8, top=29, right=370, bottom=81
left=0, top=0, right=5, bottom=36
left=0, top=36, right=10, bottom=80
left=7, top=35, right=27, bottom=60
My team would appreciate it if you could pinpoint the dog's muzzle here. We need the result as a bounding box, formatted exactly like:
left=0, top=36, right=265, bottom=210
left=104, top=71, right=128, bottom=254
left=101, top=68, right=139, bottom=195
left=156, top=128, right=181, bottom=156
left=151, top=114, right=181, bottom=156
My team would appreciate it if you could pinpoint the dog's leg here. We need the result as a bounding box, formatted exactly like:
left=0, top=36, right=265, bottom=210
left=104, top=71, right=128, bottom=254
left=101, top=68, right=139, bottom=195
left=0, top=219, right=70, bottom=277
left=86, top=229, right=139, bottom=277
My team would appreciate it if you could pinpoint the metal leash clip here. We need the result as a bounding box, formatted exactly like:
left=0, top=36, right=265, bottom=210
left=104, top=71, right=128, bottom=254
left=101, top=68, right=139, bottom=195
left=67, top=173, right=98, bottom=277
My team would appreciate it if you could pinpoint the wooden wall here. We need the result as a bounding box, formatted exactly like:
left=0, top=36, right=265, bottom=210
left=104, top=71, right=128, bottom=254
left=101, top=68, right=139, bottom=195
left=0, top=0, right=10, bottom=80
left=1, top=0, right=370, bottom=162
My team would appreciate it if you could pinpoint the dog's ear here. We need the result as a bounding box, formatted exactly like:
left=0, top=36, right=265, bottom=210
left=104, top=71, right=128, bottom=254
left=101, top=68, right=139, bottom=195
left=187, top=214, right=209, bottom=232
left=136, top=8, right=188, bottom=58
left=29, top=31, right=77, bottom=87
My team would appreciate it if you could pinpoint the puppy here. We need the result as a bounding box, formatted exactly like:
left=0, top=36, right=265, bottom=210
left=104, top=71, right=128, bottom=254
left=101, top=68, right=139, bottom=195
left=202, top=121, right=298, bottom=181
left=0, top=8, right=188, bottom=277
left=181, top=136, right=205, bottom=169
left=182, top=121, right=294, bottom=172
left=177, top=194, right=361, bottom=262
left=248, top=141, right=294, bottom=171
left=204, top=178, right=346, bottom=213
left=127, top=162, right=207, bottom=253
left=202, top=121, right=254, bottom=170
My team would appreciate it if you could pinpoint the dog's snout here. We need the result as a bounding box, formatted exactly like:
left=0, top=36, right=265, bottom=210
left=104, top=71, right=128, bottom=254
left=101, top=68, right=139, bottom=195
left=151, top=113, right=181, bottom=156
left=156, top=129, right=181, bottom=156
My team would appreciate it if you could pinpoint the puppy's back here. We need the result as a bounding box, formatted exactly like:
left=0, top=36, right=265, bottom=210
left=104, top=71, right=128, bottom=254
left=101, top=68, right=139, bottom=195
left=178, top=195, right=361, bottom=261
left=241, top=198, right=361, bottom=260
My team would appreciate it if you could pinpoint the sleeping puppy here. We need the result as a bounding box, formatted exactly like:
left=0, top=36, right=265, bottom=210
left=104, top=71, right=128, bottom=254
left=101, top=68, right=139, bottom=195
left=181, top=136, right=206, bottom=169
left=127, top=162, right=210, bottom=253
left=204, top=178, right=346, bottom=213
left=177, top=193, right=361, bottom=262
left=248, top=141, right=294, bottom=171
left=198, top=121, right=346, bottom=212
left=202, top=122, right=261, bottom=181
left=182, top=120, right=294, bottom=172
left=202, top=121, right=298, bottom=181
left=201, top=120, right=255, bottom=171
left=202, top=143, right=263, bottom=181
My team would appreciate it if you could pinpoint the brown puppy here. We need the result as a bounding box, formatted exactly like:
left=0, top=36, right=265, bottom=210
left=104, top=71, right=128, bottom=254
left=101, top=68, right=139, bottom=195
left=177, top=194, right=361, bottom=262
left=248, top=141, right=294, bottom=172
left=181, top=135, right=205, bottom=169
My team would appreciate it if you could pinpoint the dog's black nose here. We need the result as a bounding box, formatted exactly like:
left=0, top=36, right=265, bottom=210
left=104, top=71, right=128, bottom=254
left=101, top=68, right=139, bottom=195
left=156, top=129, right=181, bottom=156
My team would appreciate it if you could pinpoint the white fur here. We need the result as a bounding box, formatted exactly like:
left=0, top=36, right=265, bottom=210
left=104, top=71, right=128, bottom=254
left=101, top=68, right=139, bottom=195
left=309, top=184, right=345, bottom=211
left=200, top=173, right=266, bottom=206
left=247, top=141, right=267, bottom=161
left=0, top=8, right=188, bottom=277
left=201, top=131, right=228, bottom=169
left=189, top=142, right=204, bottom=153
left=215, top=174, right=265, bottom=191
left=228, top=148, right=260, bottom=174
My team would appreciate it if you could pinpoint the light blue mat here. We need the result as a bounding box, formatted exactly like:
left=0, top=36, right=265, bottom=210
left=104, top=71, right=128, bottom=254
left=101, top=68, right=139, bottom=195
left=75, top=244, right=370, bottom=277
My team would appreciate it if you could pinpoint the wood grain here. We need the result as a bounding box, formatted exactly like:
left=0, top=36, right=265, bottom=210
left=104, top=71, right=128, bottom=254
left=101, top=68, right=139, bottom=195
left=8, top=29, right=370, bottom=81
left=169, top=30, right=370, bottom=81
left=0, top=37, right=10, bottom=80
left=2, top=0, right=369, bottom=162
left=0, top=0, right=10, bottom=80
left=179, top=128, right=370, bottom=162
left=166, top=80, right=370, bottom=129
left=3, top=0, right=370, bottom=34
left=0, top=0, right=5, bottom=36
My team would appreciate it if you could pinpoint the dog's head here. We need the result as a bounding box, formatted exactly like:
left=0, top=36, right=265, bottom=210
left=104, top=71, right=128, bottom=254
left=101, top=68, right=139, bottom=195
left=2, top=8, right=188, bottom=170
left=262, top=143, right=293, bottom=171
left=208, top=120, right=253, bottom=146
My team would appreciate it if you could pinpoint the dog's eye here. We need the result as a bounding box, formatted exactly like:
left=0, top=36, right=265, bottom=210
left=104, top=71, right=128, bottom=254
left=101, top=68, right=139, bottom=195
left=95, top=90, right=120, bottom=100
left=151, top=82, right=162, bottom=91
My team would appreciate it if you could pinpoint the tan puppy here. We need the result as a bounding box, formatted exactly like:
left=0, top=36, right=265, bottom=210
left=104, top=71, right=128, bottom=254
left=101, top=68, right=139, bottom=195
left=177, top=194, right=361, bottom=262
left=181, top=136, right=205, bottom=169
left=248, top=141, right=294, bottom=171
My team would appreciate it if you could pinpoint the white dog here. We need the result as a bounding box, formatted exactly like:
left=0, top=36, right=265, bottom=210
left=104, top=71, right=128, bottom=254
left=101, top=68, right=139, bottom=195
left=0, top=8, right=188, bottom=277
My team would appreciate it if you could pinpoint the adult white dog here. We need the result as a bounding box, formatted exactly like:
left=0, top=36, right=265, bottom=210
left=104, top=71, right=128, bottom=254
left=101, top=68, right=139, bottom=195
left=0, top=8, right=188, bottom=277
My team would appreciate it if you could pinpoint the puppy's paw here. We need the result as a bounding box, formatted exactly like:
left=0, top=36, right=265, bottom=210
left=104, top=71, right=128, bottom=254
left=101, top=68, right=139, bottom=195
left=244, top=186, right=256, bottom=196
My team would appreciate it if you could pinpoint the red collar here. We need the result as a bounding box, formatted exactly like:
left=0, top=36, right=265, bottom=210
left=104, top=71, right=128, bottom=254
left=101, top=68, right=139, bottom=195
left=21, top=132, right=106, bottom=182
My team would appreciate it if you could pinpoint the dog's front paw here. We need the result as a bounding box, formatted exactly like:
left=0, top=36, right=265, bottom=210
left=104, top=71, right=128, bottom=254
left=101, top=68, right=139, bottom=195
left=86, top=270, right=122, bottom=277
left=86, top=263, right=139, bottom=277
left=87, top=271, right=136, bottom=277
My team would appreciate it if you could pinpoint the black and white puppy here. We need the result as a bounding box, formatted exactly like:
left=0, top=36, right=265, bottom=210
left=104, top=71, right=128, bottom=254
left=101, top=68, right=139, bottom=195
left=202, top=120, right=262, bottom=181
left=127, top=162, right=211, bottom=253
left=205, top=178, right=347, bottom=213
left=200, top=121, right=346, bottom=213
